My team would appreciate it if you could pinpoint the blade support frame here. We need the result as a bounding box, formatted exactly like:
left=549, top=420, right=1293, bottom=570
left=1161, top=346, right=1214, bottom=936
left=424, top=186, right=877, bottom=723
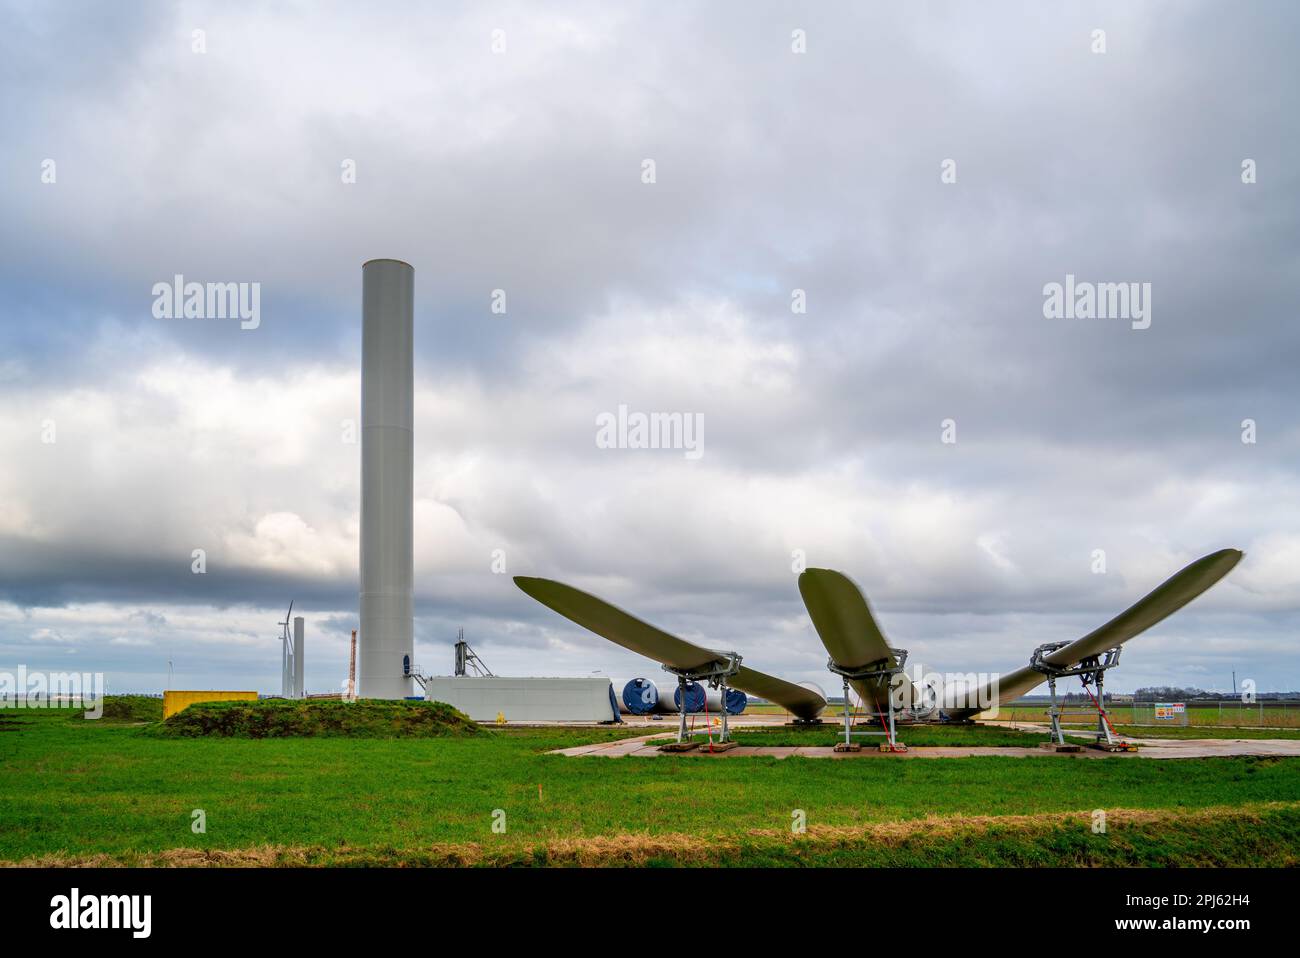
left=825, top=648, right=908, bottom=683
left=826, top=650, right=908, bottom=751
left=1027, top=641, right=1126, bottom=747
left=660, top=652, right=743, bottom=745
left=1028, top=641, right=1123, bottom=683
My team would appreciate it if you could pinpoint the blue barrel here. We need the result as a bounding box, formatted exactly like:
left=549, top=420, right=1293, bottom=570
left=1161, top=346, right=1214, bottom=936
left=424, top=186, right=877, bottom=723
left=673, top=680, right=707, bottom=713
left=724, top=688, right=748, bottom=714
left=621, top=678, right=659, bottom=715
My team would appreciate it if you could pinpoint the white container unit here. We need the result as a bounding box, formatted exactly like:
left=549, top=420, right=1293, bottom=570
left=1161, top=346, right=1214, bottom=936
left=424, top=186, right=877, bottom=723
left=424, top=677, right=621, bottom=723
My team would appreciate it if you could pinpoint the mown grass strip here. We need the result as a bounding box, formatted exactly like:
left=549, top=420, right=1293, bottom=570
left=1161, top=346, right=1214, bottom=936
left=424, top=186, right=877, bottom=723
left=727, top=723, right=1049, bottom=747
left=8, top=802, right=1297, bottom=868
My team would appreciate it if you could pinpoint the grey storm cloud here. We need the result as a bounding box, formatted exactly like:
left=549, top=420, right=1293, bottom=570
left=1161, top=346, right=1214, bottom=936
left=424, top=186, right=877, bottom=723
left=0, top=0, right=1297, bottom=693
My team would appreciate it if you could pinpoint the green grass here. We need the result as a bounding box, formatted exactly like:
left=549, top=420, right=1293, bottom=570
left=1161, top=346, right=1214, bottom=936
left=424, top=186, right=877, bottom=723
left=1073, top=724, right=1300, bottom=741
left=4, top=706, right=1300, bottom=866
left=724, top=722, right=1050, bottom=747
left=734, top=805, right=1300, bottom=867
left=79, top=694, right=164, bottom=723
left=1000, top=704, right=1300, bottom=729
left=740, top=703, right=792, bottom=715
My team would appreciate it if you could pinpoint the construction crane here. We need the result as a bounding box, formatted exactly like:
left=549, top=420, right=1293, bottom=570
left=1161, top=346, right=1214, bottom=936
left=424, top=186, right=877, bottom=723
left=453, top=629, right=493, bottom=677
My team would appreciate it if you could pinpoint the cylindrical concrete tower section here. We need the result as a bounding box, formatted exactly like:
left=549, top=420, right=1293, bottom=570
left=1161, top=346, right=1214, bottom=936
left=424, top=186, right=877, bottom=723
left=360, top=259, right=415, bottom=699
left=292, top=616, right=305, bottom=699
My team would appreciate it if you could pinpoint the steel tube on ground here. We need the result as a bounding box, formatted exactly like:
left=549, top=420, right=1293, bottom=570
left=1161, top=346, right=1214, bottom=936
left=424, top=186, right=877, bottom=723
left=679, top=684, right=747, bottom=714
left=621, top=677, right=673, bottom=714
left=674, top=681, right=708, bottom=713
left=623, top=678, right=748, bottom=715
left=619, top=677, right=654, bottom=714
left=359, top=259, right=415, bottom=699
left=723, top=688, right=747, bottom=714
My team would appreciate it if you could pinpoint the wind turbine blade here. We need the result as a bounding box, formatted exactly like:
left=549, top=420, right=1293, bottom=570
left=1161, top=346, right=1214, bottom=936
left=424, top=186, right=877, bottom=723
left=954, top=548, right=1244, bottom=717
left=514, top=576, right=826, bottom=720
left=799, top=568, right=910, bottom=709
left=1046, top=548, right=1243, bottom=667
left=799, top=568, right=894, bottom=667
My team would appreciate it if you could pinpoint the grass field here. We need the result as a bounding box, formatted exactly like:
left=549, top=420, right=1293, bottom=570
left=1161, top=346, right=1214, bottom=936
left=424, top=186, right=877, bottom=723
left=1085, top=725, right=1300, bottom=741
left=718, top=723, right=1051, bottom=747
left=682, top=721, right=1300, bottom=744
left=998, top=703, right=1300, bottom=728
left=4, top=704, right=1300, bottom=866
left=749, top=701, right=1300, bottom=729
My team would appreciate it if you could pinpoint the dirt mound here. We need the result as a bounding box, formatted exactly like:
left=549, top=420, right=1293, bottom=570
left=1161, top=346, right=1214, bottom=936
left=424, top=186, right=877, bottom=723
left=78, top=695, right=164, bottom=722
left=149, top=698, right=480, bottom=739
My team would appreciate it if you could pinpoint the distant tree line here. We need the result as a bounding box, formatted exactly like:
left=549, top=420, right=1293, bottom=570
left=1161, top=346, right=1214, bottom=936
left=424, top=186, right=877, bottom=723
left=1134, top=686, right=1213, bottom=702
left=1132, top=687, right=1300, bottom=702
left=1021, top=687, right=1300, bottom=704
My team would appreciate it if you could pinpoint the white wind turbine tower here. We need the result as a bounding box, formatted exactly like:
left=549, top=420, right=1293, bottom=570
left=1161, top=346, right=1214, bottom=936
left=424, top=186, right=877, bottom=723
left=278, top=601, right=304, bottom=699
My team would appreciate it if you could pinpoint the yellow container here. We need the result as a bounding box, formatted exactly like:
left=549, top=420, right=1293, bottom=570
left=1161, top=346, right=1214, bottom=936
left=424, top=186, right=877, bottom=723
left=163, top=690, right=258, bottom=720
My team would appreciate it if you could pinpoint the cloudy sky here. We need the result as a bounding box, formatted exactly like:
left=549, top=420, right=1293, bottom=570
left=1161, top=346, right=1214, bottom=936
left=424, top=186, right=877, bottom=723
left=1, top=0, right=1296, bottom=697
